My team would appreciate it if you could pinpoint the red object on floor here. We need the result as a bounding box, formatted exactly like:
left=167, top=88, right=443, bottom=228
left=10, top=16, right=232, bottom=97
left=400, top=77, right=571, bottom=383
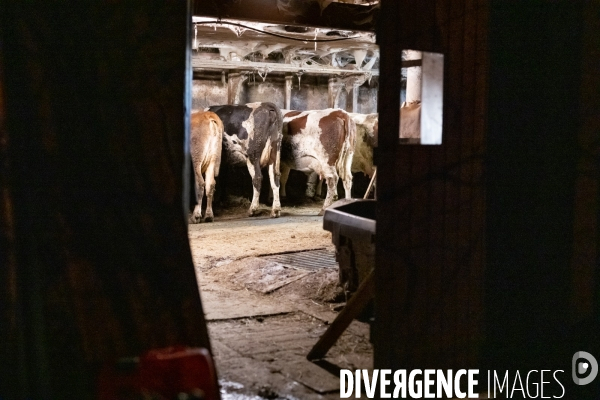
left=98, top=346, right=219, bottom=400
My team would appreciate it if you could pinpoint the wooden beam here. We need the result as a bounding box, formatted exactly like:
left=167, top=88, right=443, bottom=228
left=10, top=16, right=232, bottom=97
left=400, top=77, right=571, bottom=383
left=193, top=0, right=378, bottom=32
left=401, top=59, right=422, bottom=68
left=192, top=57, right=380, bottom=76
left=307, top=269, right=374, bottom=361
left=192, top=58, right=417, bottom=77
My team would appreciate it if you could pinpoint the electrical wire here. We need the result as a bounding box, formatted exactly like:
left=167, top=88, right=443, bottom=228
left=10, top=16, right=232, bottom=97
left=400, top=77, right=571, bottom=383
left=194, top=20, right=364, bottom=43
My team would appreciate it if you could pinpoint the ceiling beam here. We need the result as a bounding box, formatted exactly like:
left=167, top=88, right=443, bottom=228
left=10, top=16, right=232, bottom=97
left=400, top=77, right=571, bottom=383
left=193, top=0, right=378, bottom=32
left=192, top=57, right=379, bottom=76
left=192, top=58, right=419, bottom=76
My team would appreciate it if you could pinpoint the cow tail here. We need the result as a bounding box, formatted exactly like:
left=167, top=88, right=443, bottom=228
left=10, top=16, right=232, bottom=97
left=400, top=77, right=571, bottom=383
left=210, top=114, right=224, bottom=136
left=273, top=106, right=283, bottom=179
left=336, top=114, right=356, bottom=184
left=210, top=114, right=224, bottom=175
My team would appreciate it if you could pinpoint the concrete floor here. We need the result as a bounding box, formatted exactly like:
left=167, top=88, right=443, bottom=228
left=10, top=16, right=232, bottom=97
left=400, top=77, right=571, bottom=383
left=189, top=205, right=373, bottom=399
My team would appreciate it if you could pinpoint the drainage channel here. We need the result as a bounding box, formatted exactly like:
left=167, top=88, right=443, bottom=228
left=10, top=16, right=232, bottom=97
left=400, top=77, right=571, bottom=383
left=260, top=248, right=338, bottom=271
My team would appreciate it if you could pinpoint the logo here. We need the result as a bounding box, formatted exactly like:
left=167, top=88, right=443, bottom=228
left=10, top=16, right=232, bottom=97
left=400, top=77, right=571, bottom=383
left=572, top=351, right=598, bottom=386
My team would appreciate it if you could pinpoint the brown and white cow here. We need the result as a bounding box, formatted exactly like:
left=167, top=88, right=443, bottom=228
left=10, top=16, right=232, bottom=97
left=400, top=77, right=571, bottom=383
left=399, top=101, right=421, bottom=139
left=306, top=112, right=378, bottom=199
left=280, top=109, right=356, bottom=214
left=190, top=111, right=223, bottom=223
left=300, top=106, right=419, bottom=198
left=208, top=102, right=283, bottom=218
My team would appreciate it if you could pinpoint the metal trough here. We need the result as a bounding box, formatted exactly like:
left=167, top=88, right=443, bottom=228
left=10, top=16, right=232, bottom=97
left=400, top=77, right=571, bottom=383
left=322, top=199, right=375, bottom=294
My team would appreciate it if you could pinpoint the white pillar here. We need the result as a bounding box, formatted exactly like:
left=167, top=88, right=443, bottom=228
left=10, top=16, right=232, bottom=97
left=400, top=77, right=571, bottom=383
left=328, top=77, right=342, bottom=109
left=227, top=72, right=247, bottom=105
left=351, top=83, right=360, bottom=113
left=405, top=50, right=422, bottom=104
left=285, top=75, right=293, bottom=110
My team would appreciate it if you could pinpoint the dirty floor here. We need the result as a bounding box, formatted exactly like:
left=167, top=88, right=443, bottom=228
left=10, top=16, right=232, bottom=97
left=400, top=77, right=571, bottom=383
left=189, top=201, right=373, bottom=399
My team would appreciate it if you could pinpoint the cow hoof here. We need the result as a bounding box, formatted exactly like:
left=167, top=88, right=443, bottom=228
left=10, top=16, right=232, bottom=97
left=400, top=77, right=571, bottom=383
left=318, top=209, right=325, bottom=216
left=270, top=210, right=280, bottom=218
left=204, top=216, right=214, bottom=223
left=189, top=214, right=202, bottom=224
left=248, top=209, right=256, bottom=217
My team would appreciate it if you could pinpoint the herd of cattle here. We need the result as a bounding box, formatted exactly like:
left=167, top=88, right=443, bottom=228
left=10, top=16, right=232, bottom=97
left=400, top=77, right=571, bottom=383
left=189, top=101, right=378, bottom=223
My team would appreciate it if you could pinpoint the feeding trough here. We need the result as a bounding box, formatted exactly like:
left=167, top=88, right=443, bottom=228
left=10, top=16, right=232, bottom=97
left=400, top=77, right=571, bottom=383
left=323, top=198, right=375, bottom=294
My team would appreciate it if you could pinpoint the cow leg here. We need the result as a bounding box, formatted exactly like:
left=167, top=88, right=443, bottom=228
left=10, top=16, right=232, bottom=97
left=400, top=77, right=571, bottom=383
left=319, top=174, right=338, bottom=216
left=279, top=165, right=290, bottom=199
left=342, top=152, right=354, bottom=199
left=306, top=172, right=319, bottom=198
left=204, top=163, right=216, bottom=222
left=333, top=176, right=339, bottom=201
left=342, top=172, right=353, bottom=200
left=315, top=177, right=323, bottom=198
left=191, top=166, right=205, bottom=223
left=246, top=158, right=262, bottom=216
left=268, top=164, right=288, bottom=203
left=268, top=163, right=281, bottom=218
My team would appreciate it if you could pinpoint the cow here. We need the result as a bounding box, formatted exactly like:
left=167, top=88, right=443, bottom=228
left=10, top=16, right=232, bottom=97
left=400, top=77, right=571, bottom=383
left=290, top=105, right=419, bottom=199
left=207, top=102, right=283, bottom=218
left=279, top=109, right=356, bottom=214
left=190, top=111, right=223, bottom=223
left=350, top=112, right=378, bottom=177
left=300, top=112, right=378, bottom=199
left=399, top=101, right=421, bottom=139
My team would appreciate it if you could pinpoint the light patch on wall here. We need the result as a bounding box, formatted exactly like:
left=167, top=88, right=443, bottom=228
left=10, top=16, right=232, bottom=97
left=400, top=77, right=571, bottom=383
left=399, top=50, right=444, bottom=145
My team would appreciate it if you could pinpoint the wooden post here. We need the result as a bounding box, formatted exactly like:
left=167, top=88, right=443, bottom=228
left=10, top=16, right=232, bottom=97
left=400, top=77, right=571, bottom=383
left=364, top=168, right=377, bottom=199
left=285, top=75, right=293, bottom=110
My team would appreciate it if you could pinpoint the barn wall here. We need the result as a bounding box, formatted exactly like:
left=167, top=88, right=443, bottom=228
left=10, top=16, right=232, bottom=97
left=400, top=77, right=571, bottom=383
left=376, top=0, right=599, bottom=387
left=571, top=0, right=600, bottom=325
left=483, top=3, right=599, bottom=388
left=192, top=76, right=378, bottom=113
left=0, top=2, right=213, bottom=398
left=245, top=82, right=286, bottom=108
left=375, top=0, right=488, bottom=371
left=192, top=80, right=228, bottom=110
left=357, top=85, right=378, bottom=114
left=290, top=82, right=331, bottom=111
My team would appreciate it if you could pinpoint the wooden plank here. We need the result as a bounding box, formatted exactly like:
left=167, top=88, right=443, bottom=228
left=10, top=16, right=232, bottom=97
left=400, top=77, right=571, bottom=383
left=424, top=0, right=451, bottom=366
left=373, top=0, right=404, bottom=372
left=441, top=0, right=464, bottom=368
left=307, top=269, right=374, bottom=361
left=282, top=360, right=340, bottom=394
left=471, top=0, right=487, bottom=367
left=457, top=0, right=477, bottom=368
left=407, top=144, right=430, bottom=363
left=570, top=0, right=600, bottom=321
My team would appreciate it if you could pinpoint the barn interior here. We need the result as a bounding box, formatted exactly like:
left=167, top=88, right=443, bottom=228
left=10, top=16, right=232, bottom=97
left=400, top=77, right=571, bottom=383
left=1, top=1, right=599, bottom=399
left=187, top=11, right=382, bottom=399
